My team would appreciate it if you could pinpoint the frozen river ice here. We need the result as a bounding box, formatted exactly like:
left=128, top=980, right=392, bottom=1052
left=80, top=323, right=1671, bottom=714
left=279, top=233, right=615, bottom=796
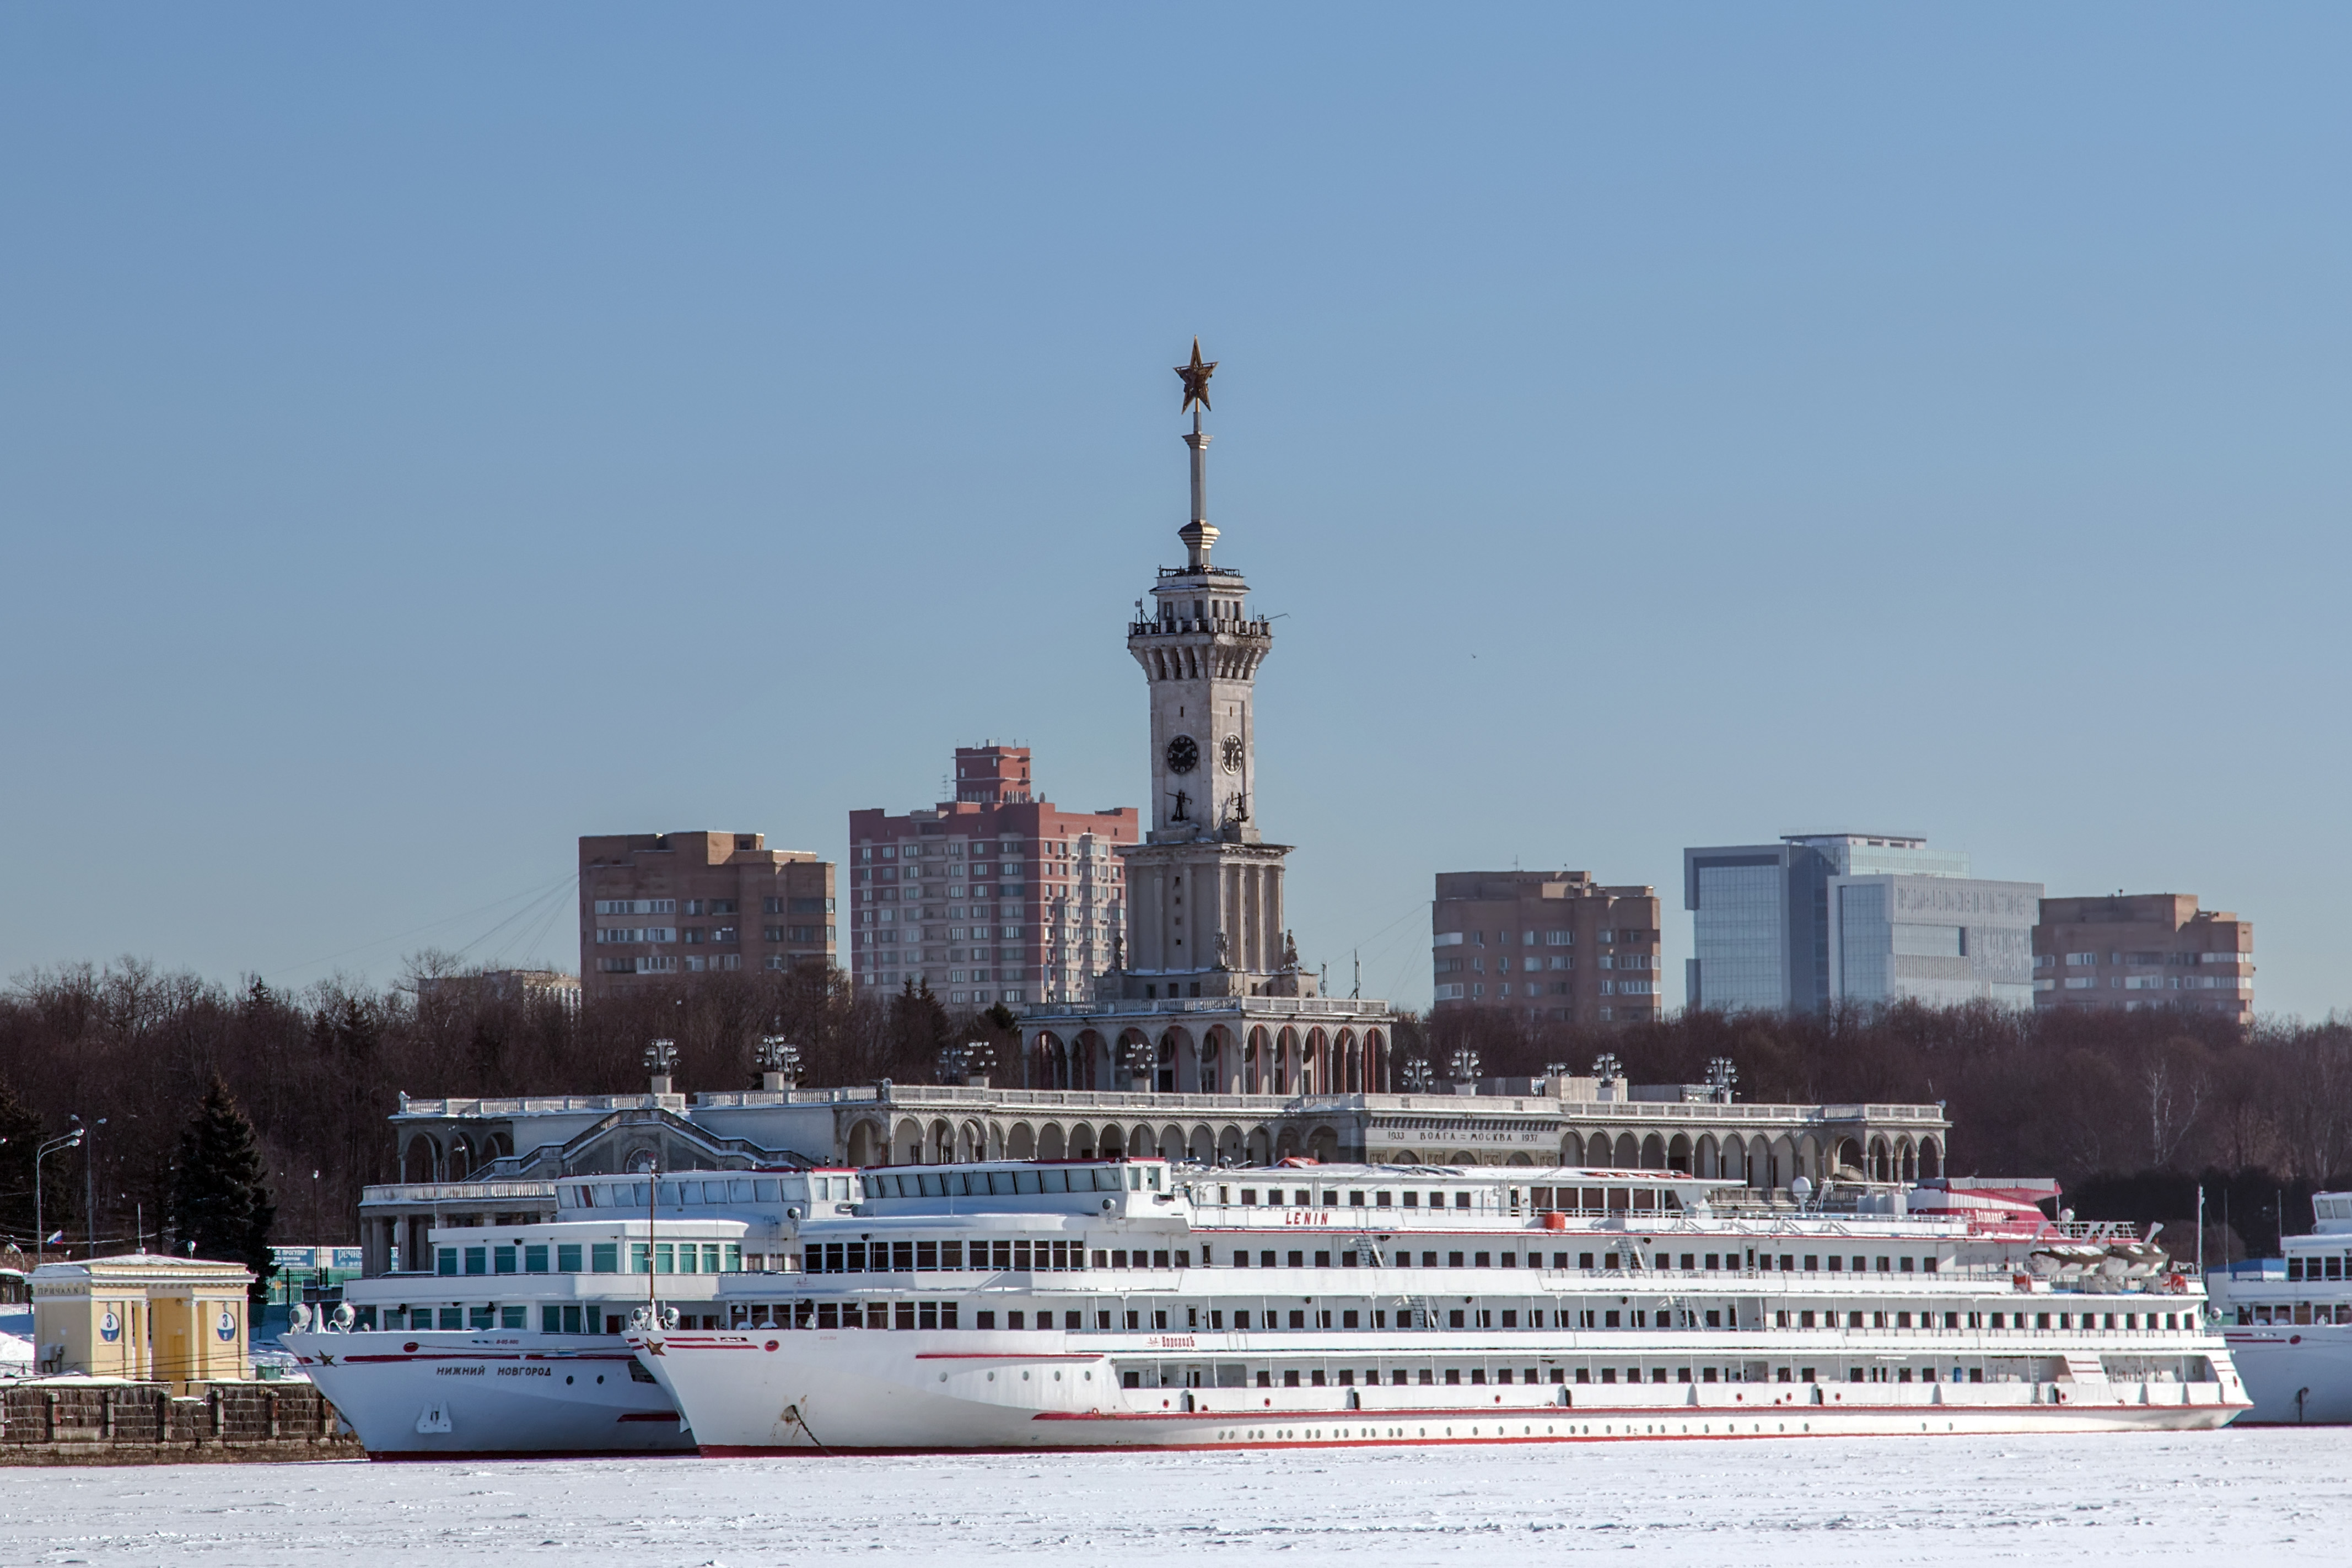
left=4, top=1430, right=2350, bottom=1566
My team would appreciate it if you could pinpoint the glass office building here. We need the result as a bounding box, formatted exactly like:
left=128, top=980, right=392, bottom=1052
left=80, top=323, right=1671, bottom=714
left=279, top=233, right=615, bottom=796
left=1684, top=834, right=2037, bottom=1015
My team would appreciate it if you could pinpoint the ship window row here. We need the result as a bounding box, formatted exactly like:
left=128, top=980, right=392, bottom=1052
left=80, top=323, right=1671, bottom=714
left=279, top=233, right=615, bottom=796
left=436, top=1242, right=756, bottom=1276
left=1221, top=1247, right=1932, bottom=1274
left=866, top=1166, right=1156, bottom=1199
left=1771, top=1308, right=2186, bottom=1333
left=1118, top=1358, right=2214, bottom=1389
left=2240, top=1302, right=2352, bottom=1325
left=563, top=1177, right=830, bottom=1209
left=1224, top=1188, right=1477, bottom=1210
left=357, top=1302, right=639, bottom=1333
left=1211, top=1188, right=1673, bottom=1214
left=1113, top=1364, right=2025, bottom=1389
left=1116, top=1365, right=1911, bottom=1389
left=2285, top=1254, right=2351, bottom=1281
left=723, top=1298, right=2188, bottom=1336
left=1224, top=1247, right=1935, bottom=1275
left=785, top=1241, right=1937, bottom=1275
left=804, top=1240, right=1158, bottom=1273
left=346, top=1301, right=751, bottom=1338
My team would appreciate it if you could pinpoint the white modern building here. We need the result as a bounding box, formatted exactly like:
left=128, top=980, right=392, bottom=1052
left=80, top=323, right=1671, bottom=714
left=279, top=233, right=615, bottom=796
left=1684, top=833, right=2039, bottom=1015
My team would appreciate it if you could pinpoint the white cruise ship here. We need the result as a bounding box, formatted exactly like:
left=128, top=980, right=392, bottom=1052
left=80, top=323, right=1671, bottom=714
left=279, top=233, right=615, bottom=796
left=2208, top=1189, right=2352, bottom=1423
left=284, top=1167, right=853, bottom=1457
left=632, top=1157, right=2246, bottom=1452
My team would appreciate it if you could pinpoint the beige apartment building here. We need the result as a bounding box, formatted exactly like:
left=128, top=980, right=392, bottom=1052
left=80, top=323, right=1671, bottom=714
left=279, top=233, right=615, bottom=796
left=1431, top=870, right=1665, bottom=1024
left=578, top=832, right=836, bottom=1001
left=2032, top=893, right=2254, bottom=1019
left=848, top=746, right=1138, bottom=1009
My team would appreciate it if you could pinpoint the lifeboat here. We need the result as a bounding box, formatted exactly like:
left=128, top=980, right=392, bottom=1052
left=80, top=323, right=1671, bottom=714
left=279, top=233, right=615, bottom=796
left=2028, top=1244, right=2109, bottom=1280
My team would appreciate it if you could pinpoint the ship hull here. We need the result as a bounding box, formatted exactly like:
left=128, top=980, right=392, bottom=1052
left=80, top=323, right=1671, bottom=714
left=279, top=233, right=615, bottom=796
left=633, top=1329, right=2246, bottom=1453
left=2219, top=1324, right=2352, bottom=1424
left=286, top=1329, right=695, bottom=1458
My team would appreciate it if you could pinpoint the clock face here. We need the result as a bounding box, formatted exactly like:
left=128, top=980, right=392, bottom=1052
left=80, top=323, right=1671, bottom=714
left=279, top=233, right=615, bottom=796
left=1165, top=734, right=1199, bottom=774
left=1220, top=734, right=1244, bottom=774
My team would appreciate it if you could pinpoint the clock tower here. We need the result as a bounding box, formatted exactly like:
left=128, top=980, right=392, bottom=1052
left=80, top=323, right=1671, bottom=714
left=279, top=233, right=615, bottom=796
left=1106, top=342, right=1311, bottom=1000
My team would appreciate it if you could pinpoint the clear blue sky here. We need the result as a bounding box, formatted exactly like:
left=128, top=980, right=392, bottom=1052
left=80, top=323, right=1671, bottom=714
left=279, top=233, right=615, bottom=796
left=4, top=7, right=2347, bottom=1019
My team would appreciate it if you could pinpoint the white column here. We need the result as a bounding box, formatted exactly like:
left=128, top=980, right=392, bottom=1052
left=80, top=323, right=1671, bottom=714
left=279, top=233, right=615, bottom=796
left=1244, top=865, right=1262, bottom=973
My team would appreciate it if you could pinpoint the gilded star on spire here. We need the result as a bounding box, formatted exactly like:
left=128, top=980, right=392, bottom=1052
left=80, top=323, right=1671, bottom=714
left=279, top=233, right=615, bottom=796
left=1176, top=337, right=1217, bottom=413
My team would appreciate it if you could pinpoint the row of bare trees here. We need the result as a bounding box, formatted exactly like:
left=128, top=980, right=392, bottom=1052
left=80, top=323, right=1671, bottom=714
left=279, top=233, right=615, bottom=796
left=4, top=955, right=2348, bottom=1256
left=1420, top=999, right=2352, bottom=1254
left=0, top=956, right=1005, bottom=1254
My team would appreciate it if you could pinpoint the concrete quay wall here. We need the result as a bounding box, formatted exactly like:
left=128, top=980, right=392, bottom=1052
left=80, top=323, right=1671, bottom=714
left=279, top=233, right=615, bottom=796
left=0, top=1381, right=360, bottom=1465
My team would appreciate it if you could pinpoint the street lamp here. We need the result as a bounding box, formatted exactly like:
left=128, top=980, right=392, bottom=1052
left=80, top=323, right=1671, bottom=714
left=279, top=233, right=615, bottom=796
left=69, top=1114, right=106, bottom=1260
left=754, top=1036, right=801, bottom=1091
left=33, top=1129, right=84, bottom=1267
left=1706, top=1057, right=1738, bottom=1103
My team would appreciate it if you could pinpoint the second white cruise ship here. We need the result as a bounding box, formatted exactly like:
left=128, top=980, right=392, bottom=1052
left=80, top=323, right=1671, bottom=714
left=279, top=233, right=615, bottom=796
left=2209, top=1189, right=2352, bottom=1423
left=285, top=1166, right=853, bottom=1457
left=632, top=1156, right=2245, bottom=1452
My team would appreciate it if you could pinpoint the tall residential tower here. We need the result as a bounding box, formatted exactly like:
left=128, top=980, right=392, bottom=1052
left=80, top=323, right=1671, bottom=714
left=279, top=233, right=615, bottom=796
left=847, top=746, right=1138, bottom=1007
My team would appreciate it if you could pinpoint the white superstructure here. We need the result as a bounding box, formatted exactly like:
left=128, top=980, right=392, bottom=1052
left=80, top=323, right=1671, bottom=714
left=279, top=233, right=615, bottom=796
left=633, top=1159, right=2245, bottom=1452
left=286, top=1167, right=854, bottom=1457
left=2209, top=1189, right=2352, bottom=1424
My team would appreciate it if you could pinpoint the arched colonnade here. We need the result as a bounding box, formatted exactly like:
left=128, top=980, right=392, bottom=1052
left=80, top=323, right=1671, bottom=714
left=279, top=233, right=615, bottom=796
left=843, top=1114, right=1347, bottom=1170
left=1026, top=1025, right=1387, bottom=1096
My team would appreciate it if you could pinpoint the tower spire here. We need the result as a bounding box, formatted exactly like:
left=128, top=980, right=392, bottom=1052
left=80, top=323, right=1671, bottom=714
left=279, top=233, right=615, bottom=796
left=1175, top=338, right=1218, bottom=569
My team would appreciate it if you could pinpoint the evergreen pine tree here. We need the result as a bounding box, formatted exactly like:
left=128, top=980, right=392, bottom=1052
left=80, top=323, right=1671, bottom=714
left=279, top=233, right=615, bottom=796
left=0, top=1078, right=43, bottom=1250
left=168, top=1074, right=277, bottom=1301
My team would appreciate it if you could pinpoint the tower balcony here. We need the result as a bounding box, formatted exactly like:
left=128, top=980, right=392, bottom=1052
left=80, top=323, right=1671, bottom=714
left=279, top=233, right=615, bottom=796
left=1127, top=616, right=1274, bottom=639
